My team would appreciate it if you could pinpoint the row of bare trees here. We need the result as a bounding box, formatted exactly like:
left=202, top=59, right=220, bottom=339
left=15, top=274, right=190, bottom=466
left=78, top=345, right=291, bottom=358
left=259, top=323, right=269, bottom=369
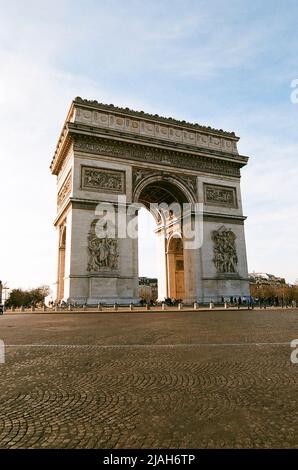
left=250, top=283, right=298, bottom=303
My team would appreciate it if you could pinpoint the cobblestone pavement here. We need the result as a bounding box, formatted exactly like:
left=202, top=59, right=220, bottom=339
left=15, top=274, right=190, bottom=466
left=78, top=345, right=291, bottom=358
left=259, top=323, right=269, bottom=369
left=0, top=309, right=298, bottom=448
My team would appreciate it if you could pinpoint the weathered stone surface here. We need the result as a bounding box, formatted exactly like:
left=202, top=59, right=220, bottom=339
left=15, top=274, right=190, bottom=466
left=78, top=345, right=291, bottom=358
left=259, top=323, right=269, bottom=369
left=50, top=99, right=250, bottom=304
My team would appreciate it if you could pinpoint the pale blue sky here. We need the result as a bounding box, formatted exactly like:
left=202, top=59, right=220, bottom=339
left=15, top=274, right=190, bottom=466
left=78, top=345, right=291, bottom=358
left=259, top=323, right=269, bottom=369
left=0, top=0, right=297, bottom=289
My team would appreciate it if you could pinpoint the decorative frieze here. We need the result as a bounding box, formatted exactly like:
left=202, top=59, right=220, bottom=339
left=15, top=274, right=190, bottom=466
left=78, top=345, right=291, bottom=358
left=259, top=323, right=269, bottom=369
left=74, top=98, right=239, bottom=155
left=74, top=97, right=237, bottom=135
left=212, top=226, right=238, bottom=273
left=204, top=183, right=237, bottom=208
left=81, top=166, right=125, bottom=193
left=75, top=135, right=241, bottom=177
left=57, top=171, right=72, bottom=207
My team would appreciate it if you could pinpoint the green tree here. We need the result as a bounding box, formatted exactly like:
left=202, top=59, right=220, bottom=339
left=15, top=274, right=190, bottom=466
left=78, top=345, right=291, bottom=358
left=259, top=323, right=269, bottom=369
left=5, top=285, right=50, bottom=308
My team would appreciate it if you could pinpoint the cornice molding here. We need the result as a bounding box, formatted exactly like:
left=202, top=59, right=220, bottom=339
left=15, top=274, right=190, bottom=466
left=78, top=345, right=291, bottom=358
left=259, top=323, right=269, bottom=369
left=50, top=98, right=251, bottom=176
left=203, top=212, right=246, bottom=224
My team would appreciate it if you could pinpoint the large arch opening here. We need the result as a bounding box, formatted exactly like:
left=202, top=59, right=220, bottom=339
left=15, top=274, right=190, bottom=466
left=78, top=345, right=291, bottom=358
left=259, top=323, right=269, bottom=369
left=138, top=180, right=189, bottom=207
left=135, top=177, right=192, bottom=302
left=137, top=207, right=159, bottom=303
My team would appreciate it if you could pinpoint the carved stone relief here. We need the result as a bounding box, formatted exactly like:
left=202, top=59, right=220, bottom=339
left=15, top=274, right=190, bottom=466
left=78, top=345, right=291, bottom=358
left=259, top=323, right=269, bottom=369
left=212, top=226, right=238, bottom=273
left=132, top=167, right=197, bottom=199
left=87, top=220, right=119, bottom=271
left=179, top=175, right=197, bottom=195
left=132, top=168, right=156, bottom=187
left=81, top=166, right=125, bottom=193
left=204, top=184, right=237, bottom=208
left=57, top=171, right=72, bottom=207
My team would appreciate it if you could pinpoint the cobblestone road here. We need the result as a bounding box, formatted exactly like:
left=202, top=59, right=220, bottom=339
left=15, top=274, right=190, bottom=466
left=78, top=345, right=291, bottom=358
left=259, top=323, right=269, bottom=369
left=0, top=309, right=298, bottom=448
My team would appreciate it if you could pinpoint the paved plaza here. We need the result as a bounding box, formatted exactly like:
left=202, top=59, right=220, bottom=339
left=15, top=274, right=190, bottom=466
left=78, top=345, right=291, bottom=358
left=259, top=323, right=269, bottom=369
left=1, top=309, right=298, bottom=448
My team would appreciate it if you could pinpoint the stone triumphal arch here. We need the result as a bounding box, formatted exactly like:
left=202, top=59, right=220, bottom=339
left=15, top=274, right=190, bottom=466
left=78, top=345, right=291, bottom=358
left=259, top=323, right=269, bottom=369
left=51, top=97, right=250, bottom=304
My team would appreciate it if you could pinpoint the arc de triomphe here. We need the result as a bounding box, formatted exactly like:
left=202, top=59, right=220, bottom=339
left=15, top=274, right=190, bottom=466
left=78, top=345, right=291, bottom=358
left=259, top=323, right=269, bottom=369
left=51, top=97, right=250, bottom=304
